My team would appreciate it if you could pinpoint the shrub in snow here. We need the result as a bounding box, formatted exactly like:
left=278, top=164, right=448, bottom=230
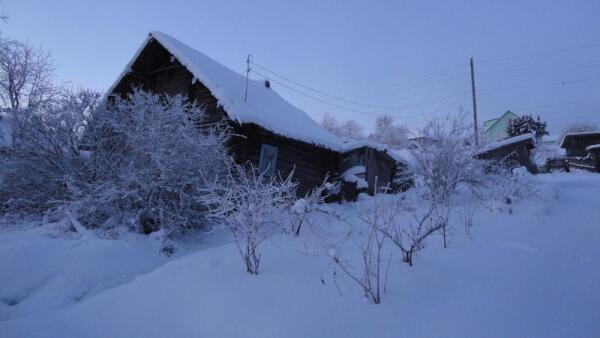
left=506, top=114, right=548, bottom=140
left=410, top=115, right=485, bottom=248
left=322, top=185, right=392, bottom=304
left=290, top=178, right=329, bottom=236
left=202, top=163, right=297, bottom=274
left=377, top=199, right=440, bottom=266
left=71, top=89, right=230, bottom=237
left=0, top=89, right=100, bottom=215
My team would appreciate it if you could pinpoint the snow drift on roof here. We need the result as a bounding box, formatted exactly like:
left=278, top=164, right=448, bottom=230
left=110, top=31, right=343, bottom=151
left=585, top=144, right=600, bottom=152
left=559, top=130, right=600, bottom=148
left=477, top=133, right=535, bottom=155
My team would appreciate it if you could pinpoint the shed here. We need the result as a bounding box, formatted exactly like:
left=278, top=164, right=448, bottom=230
left=559, top=131, right=600, bottom=157
left=108, top=32, right=342, bottom=194
left=335, top=140, right=412, bottom=200
left=476, top=133, right=537, bottom=172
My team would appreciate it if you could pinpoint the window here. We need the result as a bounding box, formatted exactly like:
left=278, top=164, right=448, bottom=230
left=259, top=144, right=278, bottom=176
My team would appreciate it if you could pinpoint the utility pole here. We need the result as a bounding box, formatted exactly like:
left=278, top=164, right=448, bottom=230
left=470, top=57, right=479, bottom=146
left=244, top=54, right=251, bottom=102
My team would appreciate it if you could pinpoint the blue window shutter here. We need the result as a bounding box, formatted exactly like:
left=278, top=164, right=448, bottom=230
left=259, top=144, right=278, bottom=176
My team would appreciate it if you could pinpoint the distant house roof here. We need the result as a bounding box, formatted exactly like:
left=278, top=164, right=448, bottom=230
left=476, top=133, right=536, bottom=155
left=484, top=110, right=518, bottom=132
left=483, top=118, right=499, bottom=129
left=559, top=131, right=600, bottom=148
left=108, top=31, right=343, bottom=151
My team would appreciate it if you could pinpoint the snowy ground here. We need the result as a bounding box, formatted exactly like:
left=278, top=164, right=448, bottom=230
left=1, top=172, right=599, bottom=338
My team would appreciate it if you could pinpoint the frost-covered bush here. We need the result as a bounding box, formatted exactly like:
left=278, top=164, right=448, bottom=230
left=202, top=163, right=297, bottom=274
left=410, top=115, right=485, bottom=247
left=323, top=190, right=392, bottom=304
left=290, top=178, right=329, bottom=236
left=0, top=89, right=99, bottom=215
left=478, top=164, right=539, bottom=208
left=71, top=90, right=230, bottom=236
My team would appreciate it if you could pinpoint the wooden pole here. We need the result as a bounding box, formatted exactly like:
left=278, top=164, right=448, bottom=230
left=244, top=54, right=251, bottom=102
left=470, top=57, right=479, bottom=146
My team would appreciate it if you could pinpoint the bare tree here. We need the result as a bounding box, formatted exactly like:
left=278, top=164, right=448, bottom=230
left=339, top=119, right=365, bottom=140
left=561, top=122, right=599, bottom=137
left=0, top=38, right=56, bottom=112
left=321, top=112, right=365, bottom=140
left=368, top=115, right=409, bottom=148
left=320, top=112, right=342, bottom=136
left=202, top=163, right=297, bottom=274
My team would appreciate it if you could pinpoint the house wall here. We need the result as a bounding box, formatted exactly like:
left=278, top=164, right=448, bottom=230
left=484, top=112, right=518, bottom=144
left=112, top=39, right=339, bottom=195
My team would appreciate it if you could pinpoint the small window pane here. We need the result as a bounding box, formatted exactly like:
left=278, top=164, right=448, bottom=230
left=259, top=144, right=278, bottom=176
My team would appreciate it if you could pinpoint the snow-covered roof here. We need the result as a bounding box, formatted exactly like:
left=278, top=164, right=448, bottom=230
left=109, top=31, right=343, bottom=151
left=559, top=131, right=600, bottom=148
left=0, top=119, right=12, bottom=148
left=484, top=110, right=518, bottom=131
left=585, top=144, right=600, bottom=152
left=340, top=139, right=410, bottom=164
left=477, top=133, right=535, bottom=154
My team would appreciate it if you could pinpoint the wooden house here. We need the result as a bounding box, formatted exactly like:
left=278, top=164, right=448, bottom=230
left=475, top=133, right=537, bottom=172
left=108, top=32, right=409, bottom=195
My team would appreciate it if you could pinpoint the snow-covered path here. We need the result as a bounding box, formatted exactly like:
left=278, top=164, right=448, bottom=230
left=0, top=173, right=599, bottom=338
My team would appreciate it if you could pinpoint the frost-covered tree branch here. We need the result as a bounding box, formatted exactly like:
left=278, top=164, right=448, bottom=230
left=410, top=114, right=484, bottom=247
left=0, top=38, right=56, bottom=112
left=202, top=163, right=297, bottom=274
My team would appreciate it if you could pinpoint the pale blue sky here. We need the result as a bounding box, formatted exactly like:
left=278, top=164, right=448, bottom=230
left=3, top=0, right=600, bottom=134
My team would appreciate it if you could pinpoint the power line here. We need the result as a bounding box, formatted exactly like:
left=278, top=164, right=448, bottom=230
left=251, top=61, right=405, bottom=110
left=251, top=60, right=470, bottom=106
left=478, top=77, right=600, bottom=92
left=250, top=64, right=470, bottom=112
left=250, top=68, right=470, bottom=117
left=342, top=63, right=470, bottom=99
left=478, top=41, right=600, bottom=63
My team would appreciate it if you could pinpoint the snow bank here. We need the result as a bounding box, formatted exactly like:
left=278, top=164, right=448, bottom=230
left=2, top=173, right=600, bottom=337
left=1, top=174, right=600, bottom=337
left=0, top=222, right=225, bottom=321
left=109, top=32, right=343, bottom=151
